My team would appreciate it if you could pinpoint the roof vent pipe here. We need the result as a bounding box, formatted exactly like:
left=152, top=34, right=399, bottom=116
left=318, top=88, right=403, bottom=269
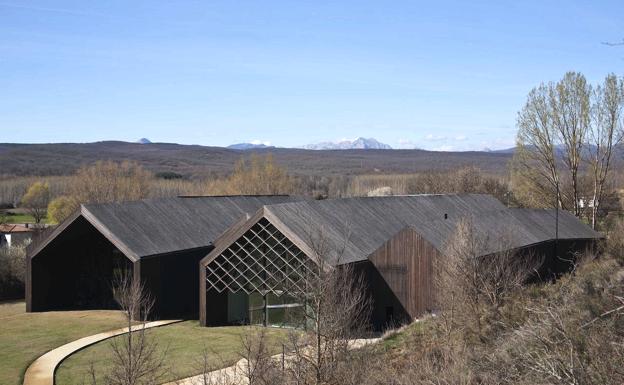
left=444, top=213, right=448, bottom=219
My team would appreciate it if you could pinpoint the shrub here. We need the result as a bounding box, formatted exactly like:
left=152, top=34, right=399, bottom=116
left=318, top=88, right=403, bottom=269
left=47, top=196, right=79, bottom=224
left=154, top=171, right=184, bottom=180
left=604, top=216, right=624, bottom=265
left=0, top=243, right=26, bottom=300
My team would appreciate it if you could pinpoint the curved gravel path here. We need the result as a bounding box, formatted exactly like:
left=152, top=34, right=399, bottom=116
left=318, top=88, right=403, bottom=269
left=164, top=337, right=381, bottom=385
left=23, top=319, right=181, bottom=385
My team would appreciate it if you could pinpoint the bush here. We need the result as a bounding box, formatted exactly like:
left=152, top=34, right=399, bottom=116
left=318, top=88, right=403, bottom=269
left=47, top=195, right=79, bottom=224
left=0, top=243, right=26, bottom=300
left=604, top=216, right=624, bottom=265
left=154, top=171, right=184, bottom=180
left=333, top=243, right=624, bottom=385
left=492, top=257, right=624, bottom=385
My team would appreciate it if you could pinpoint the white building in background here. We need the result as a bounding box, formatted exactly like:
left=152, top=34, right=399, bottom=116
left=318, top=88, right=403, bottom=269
left=0, top=224, right=34, bottom=248
left=579, top=198, right=598, bottom=209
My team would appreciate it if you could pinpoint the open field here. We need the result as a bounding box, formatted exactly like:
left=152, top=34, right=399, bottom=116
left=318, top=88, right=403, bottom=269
left=56, top=321, right=290, bottom=384
left=0, top=301, right=126, bottom=385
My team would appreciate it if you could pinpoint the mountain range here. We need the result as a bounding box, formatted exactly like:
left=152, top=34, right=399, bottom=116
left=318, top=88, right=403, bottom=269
left=227, top=143, right=275, bottom=150
left=303, top=137, right=392, bottom=150
left=224, top=137, right=393, bottom=150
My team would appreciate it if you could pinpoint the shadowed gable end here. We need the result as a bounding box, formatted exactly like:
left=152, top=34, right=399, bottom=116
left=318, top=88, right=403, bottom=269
left=26, top=211, right=137, bottom=313
left=367, top=226, right=441, bottom=321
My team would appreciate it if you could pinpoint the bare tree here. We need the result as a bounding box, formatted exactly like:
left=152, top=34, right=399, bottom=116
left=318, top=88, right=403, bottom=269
left=238, top=327, right=281, bottom=385
left=552, top=72, right=591, bottom=217
left=93, top=271, right=168, bottom=385
left=190, top=347, right=237, bottom=385
left=587, top=73, right=624, bottom=228
left=284, top=223, right=371, bottom=385
left=514, top=72, right=592, bottom=216
left=71, top=160, right=151, bottom=205
left=438, top=218, right=541, bottom=342
left=206, top=153, right=295, bottom=196
left=515, top=82, right=563, bottom=209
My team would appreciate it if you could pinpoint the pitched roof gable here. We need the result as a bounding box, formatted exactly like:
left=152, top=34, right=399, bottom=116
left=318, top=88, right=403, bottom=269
left=30, top=195, right=303, bottom=260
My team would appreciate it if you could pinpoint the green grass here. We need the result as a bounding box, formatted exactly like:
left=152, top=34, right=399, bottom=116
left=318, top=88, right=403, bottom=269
left=0, top=301, right=126, bottom=385
left=2, top=212, right=49, bottom=224
left=0, top=302, right=290, bottom=385
left=56, top=322, right=290, bottom=384
left=379, top=319, right=428, bottom=351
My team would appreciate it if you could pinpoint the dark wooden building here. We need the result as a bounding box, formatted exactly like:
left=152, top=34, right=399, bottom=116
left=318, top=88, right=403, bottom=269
left=27, top=195, right=301, bottom=318
left=199, top=194, right=602, bottom=330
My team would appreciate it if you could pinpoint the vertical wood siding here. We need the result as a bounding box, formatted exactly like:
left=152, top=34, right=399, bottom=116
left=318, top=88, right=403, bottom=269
left=368, top=227, right=440, bottom=319
left=199, top=263, right=207, bottom=326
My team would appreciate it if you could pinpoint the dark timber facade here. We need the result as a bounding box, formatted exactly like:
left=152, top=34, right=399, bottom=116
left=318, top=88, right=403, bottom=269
left=200, top=195, right=602, bottom=330
left=26, top=194, right=602, bottom=326
left=27, top=196, right=301, bottom=318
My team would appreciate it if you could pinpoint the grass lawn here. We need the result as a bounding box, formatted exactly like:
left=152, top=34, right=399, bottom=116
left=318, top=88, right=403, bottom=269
left=379, top=319, right=428, bottom=352
left=0, top=301, right=126, bottom=385
left=2, top=212, right=49, bottom=224
left=56, top=321, right=291, bottom=384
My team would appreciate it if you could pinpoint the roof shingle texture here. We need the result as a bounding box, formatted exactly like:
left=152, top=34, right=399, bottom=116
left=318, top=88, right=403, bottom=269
left=82, top=196, right=302, bottom=258
left=264, top=194, right=601, bottom=264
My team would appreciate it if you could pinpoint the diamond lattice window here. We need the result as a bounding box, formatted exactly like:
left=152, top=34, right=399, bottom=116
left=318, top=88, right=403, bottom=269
left=205, top=218, right=317, bottom=296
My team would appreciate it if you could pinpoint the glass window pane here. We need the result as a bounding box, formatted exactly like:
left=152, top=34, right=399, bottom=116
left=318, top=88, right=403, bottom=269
left=249, top=308, right=264, bottom=325
left=249, top=292, right=264, bottom=309
left=267, top=305, right=304, bottom=327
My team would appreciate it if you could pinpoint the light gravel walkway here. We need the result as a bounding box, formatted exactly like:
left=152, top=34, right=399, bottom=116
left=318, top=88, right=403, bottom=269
left=23, top=319, right=181, bottom=385
left=165, top=338, right=381, bottom=385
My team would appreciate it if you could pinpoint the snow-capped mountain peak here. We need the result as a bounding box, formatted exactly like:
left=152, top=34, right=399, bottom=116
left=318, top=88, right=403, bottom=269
left=304, top=137, right=392, bottom=150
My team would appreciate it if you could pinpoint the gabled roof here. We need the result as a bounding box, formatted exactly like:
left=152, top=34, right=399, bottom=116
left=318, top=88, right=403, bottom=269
left=210, top=194, right=602, bottom=265
left=507, top=208, right=601, bottom=242
left=29, top=195, right=303, bottom=261
left=263, top=194, right=507, bottom=264
left=200, top=206, right=322, bottom=269
left=0, top=224, right=34, bottom=233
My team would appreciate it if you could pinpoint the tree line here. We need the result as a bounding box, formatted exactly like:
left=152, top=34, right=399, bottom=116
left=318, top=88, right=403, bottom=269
left=9, top=156, right=516, bottom=225
left=513, top=72, right=624, bottom=228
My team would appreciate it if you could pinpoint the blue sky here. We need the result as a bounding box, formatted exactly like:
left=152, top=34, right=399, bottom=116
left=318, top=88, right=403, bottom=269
left=1, top=1, right=623, bottom=151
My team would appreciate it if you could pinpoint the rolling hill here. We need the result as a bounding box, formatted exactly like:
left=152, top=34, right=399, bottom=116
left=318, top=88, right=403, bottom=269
left=0, top=141, right=513, bottom=177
